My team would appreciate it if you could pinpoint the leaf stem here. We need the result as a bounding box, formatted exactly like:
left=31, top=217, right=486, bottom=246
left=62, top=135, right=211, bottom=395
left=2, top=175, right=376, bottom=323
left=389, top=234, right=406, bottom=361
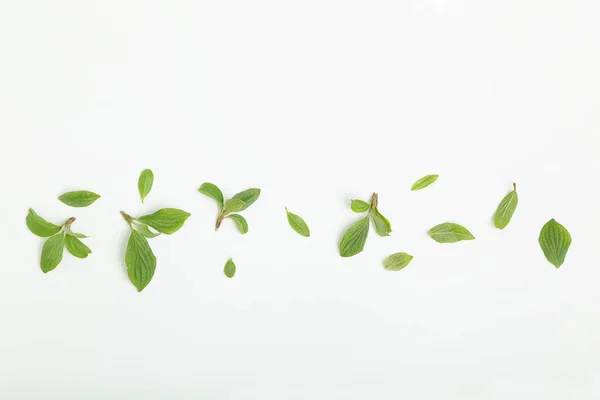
left=216, top=211, right=225, bottom=230
left=513, top=182, right=517, bottom=191
left=121, top=211, right=135, bottom=228
left=63, top=217, right=76, bottom=228
left=369, top=192, right=378, bottom=211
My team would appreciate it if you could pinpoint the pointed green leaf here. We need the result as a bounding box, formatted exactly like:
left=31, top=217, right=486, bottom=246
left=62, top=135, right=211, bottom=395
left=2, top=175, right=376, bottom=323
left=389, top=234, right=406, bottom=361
left=198, top=182, right=224, bottom=209
left=125, top=230, right=157, bottom=292
left=226, top=214, right=248, bottom=234
left=370, top=208, right=392, bottom=237
left=428, top=222, right=475, bottom=243
left=58, top=191, right=101, bottom=208
left=539, top=219, right=572, bottom=268
left=41, top=234, right=65, bottom=273
left=351, top=200, right=370, bottom=213
left=285, top=208, right=310, bottom=237
left=137, top=208, right=191, bottom=235
left=138, top=169, right=154, bottom=203
left=65, top=234, right=92, bottom=259
left=224, top=258, right=236, bottom=278
left=339, top=216, right=370, bottom=257
left=383, top=252, right=414, bottom=271
left=232, top=188, right=261, bottom=211
left=223, top=198, right=247, bottom=213
left=493, top=183, right=518, bottom=230
left=411, top=174, right=439, bottom=191
left=133, top=222, right=161, bottom=239
left=26, top=208, right=62, bottom=237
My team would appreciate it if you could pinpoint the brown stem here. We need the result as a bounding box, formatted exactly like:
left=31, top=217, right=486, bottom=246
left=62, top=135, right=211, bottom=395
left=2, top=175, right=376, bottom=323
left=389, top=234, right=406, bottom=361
left=369, top=192, right=379, bottom=211
left=513, top=182, right=517, bottom=191
left=63, top=217, right=76, bottom=228
left=215, top=212, right=225, bottom=230
left=121, top=211, right=135, bottom=226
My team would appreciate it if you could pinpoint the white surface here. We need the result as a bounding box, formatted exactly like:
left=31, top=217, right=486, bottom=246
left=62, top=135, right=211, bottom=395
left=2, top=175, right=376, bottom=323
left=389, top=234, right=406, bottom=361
left=1, top=1, right=600, bottom=398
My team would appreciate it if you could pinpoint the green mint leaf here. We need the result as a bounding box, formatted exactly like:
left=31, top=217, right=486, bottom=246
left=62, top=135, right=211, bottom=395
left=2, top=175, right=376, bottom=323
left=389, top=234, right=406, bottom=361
left=226, top=214, right=248, bottom=234
left=133, top=222, right=161, bottom=239
left=285, top=207, right=310, bottom=237
left=223, top=198, right=247, bottom=214
left=58, top=191, right=101, bottom=208
left=383, top=252, right=414, bottom=271
left=198, top=182, right=224, bottom=209
left=339, top=216, right=370, bottom=257
left=137, top=208, right=191, bottom=235
left=41, top=234, right=65, bottom=273
left=65, top=234, right=92, bottom=259
left=224, top=258, right=236, bottom=278
left=493, top=183, right=518, bottom=230
left=428, top=222, right=475, bottom=243
left=26, top=208, right=62, bottom=237
left=350, top=200, right=370, bottom=213
left=125, top=230, right=157, bottom=292
left=231, top=188, right=261, bottom=211
left=138, top=169, right=154, bottom=203
left=411, top=174, right=439, bottom=191
left=74, top=233, right=88, bottom=238
left=370, top=208, right=392, bottom=237
left=538, top=219, right=572, bottom=268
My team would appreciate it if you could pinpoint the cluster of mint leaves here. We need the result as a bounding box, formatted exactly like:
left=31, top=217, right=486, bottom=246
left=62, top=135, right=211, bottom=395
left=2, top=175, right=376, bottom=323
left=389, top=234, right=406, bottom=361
left=26, top=171, right=573, bottom=294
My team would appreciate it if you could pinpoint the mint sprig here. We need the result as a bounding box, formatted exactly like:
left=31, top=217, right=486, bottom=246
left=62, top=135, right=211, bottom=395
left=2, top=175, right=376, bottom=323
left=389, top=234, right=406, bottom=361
left=198, top=183, right=260, bottom=233
left=340, top=193, right=391, bottom=257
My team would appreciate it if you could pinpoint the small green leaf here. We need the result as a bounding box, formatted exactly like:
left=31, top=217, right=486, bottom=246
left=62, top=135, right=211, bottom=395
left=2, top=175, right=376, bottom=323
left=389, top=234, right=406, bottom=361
left=58, top=191, right=101, bottom=208
left=198, top=182, right=224, bottom=209
left=339, top=216, right=370, bottom=257
left=138, top=169, right=154, bottom=203
left=133, top=222, right=161, bottom=239
left=493, top=183, right=518, bottom=230
left=232, top=188, right=261, bottom=211
left=411, top=174, right=439, bottom=191
left=370, top=208, right=392, bottom=237
left=351, top=200, right=370, bottom=213
left=125, top=230, right=157, bottom=292
left=383, top=252, right=413, bottom=271
left=137, top=208, right=191, bottom=235
left=285, top=208, right=310, bottom=237
left=223, top=198, right=247, bottom=213
left=224, top=258, right=236, bottom=278
left=226, top=214, right=248, bottom=234
left=65, top=234, right=92, bottom=259
left=26, top=208, right=62, bottom=237
left=428, top=222, right=475, bottom=243
left=539, top=219, right=572, bottom=268
left=41, top=234, right=65, bottom=273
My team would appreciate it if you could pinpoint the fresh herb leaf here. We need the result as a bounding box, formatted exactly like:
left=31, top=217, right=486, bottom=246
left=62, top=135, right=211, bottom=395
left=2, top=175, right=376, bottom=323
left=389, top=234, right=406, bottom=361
left=198, top=182, right=224, bottom=209
left=539, top=219, right=572, bottom=268
left=41, top=234, right=65, bottom=273
left=223, top=199, right=247, bottom=213
left=26, top=208, right=61, bottom=237
left=65, top=234, right=92, bottom=259
left=133, top=222, right=161, bottom=239
left=138, top=169, right=154, bottom=203
left=351, top=200, right=370, bottom=213
left=285, top=207, right=310, bottom=237
left=224, top=258, right=236, bottom=278
left=339, top=216, right=370, bottom=257
left=74, top=233, right=88, bottom=238
left=493, top=183, right=518, bottom=230
left=370, top=208, right=392, bottom=237
left=58, top=191, right=101, bottom=208
left=428, top=222, right=475, bottom=243
left=411, top=175, right=439, bottom=191
left=226, top=214, right=248, bottom=234
left=231, top=188, right=261, bottom=211
left=125, top=230, right=157, bottom=292
left=383, top=252, right=413, bottom=271
left=137, top=208, right=191, bottom=235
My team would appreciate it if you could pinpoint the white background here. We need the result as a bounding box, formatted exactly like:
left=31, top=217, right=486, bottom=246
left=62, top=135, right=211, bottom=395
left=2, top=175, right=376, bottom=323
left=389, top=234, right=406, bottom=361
left=1, top=1, right=599, bottom=398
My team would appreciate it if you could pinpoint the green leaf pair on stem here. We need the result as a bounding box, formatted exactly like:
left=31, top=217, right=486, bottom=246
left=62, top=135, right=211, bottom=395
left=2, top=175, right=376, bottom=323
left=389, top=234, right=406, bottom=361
left=26, top=209, right=91, bottom=273
left=198, top=183, right=260, bottom=234
left=121, top=208, right=191, bottom=292
left=339, top=193, right=392, bottom=257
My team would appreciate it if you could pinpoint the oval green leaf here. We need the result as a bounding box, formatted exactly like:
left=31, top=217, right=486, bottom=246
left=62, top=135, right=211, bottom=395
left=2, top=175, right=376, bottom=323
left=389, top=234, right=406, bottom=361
left=232, top=188, right=261, bottom=211
left=411, top=174, right=439, bottom=191
left=137, top=208, right=191, bottom=235
left=285, top=208, right=310, bottom=237
left=58, top=191, right=101, bottom=208
left=138, top=169, right=154, bottom=203
left=370, top=208, right=392, bottom=237
left=351, top=200, right=370, bottom=213
left=428, top=222, right=475, bottom=243
left=493, top=183, right=518, bottom=230
left=339, top=216, right=370, bottom=257
left=198, top=182, right=224, bottom=209
left=65, top=234, right=92, bottom=259
left=383, top=252, right=413, bottom=271
left=133, top=222, right=161, bottom=239
left=539, top=219, right=572, bottom=268
left=226, top=214, right=248, bottom=234
left=41, top=234, right=65, bottom=273
left=125, top=230, right=157, bottom=292
left=224, top=198, right=247, bottom=214
left=26, top=208, right=62, bottom=237
left=224, top=258, right=236, bottom=278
